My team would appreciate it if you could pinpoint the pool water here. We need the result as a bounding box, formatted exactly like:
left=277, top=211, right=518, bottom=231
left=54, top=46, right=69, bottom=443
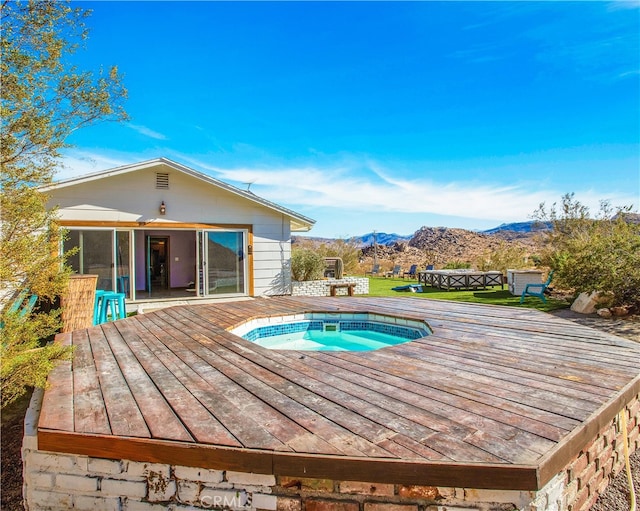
left=238, top=318, right=429, bottom=351
left=252, top=329, right=415, bottom=351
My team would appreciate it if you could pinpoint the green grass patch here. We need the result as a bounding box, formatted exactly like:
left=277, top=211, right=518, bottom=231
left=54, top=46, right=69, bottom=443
left=365, top=277, right=569, bottom=312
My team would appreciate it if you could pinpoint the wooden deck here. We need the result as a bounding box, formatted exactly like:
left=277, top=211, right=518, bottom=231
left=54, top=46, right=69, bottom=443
left=38, top=296, right=640, bottom=490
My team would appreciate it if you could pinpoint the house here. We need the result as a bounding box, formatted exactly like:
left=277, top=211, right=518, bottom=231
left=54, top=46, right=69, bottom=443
left=42, top=158, right=315, bottom=302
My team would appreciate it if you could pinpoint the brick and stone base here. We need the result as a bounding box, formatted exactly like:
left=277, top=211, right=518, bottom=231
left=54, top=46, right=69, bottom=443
left=291, top=278, right=369, bottom=297
left=23, top=390, right=639, bottom=511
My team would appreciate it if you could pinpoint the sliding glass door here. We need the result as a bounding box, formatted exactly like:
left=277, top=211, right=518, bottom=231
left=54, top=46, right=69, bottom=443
left=64, top=229, right=132, bottom=296
left=198, top=230, right=247, bottom=296
left=65, top=230, right=114, bottom=290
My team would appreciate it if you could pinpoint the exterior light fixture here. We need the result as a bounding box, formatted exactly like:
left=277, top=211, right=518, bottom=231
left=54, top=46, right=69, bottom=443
left=159, top=201, right=166, bottom=215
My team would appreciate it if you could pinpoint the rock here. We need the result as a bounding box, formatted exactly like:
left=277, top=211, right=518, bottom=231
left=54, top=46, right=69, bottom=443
left=610, top=306, right=630, bottom=317
left=570, top=292, right=600, bottom=314
left=597, top=308, right=613, bottom=318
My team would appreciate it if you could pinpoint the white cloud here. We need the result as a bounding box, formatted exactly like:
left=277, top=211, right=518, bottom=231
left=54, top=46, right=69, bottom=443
left=56, top=150, right=638, bottom=225
left=55, top=151, right=131, bottom=180
left=196, top=161, right=638, bottom=223
left=127, top=123, right=168, bottom=140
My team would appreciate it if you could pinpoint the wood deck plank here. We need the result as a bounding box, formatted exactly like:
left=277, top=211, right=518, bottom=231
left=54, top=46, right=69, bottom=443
left=160, top=308, right=398, bottom=458
left=100, top=321, right=193, bottom=442
left=71, top=328, right=111, bottom=435
left=37, top=296, right=640, bottom=492
left=120, top=317, right=243, bottom=446
left=170, top=307, right=505, bottom=463
left=303, top=351, right=557, bottom=454
left=87, top=326, right=150, bottom=438
left=38, top=334, right=74, bottom=432
left=132, top=314, right=291, bottom=451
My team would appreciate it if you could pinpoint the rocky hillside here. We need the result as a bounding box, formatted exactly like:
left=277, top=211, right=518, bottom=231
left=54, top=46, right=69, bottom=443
left=294, top=223, right=544, bottom=271
left=358, top=226, right=541, bottom=270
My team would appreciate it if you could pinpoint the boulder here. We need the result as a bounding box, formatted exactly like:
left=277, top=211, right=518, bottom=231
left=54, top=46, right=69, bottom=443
left=597, top=308, right=613, bottom=318
left=570, top=292, right=600, bottom=314
left=610, top=306, right=630, bottom=317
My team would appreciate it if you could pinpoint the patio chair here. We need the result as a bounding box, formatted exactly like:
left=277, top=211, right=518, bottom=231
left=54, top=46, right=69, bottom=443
left=385, top=265, right=402, bottom=278
left=402, top=264, right=418, bottom=279
left=520, top=271, right=554, bottom=303
left=365, top=264, right=380, bottom=277
left=1, top=289, right=38, bottom=329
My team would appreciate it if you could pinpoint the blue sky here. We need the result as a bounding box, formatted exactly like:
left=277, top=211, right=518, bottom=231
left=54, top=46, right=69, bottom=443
left=61, top=1, right=640, bottom=238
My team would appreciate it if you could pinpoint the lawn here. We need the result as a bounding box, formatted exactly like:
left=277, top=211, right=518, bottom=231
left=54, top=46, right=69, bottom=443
left=365, top=276, right=569, bottom=312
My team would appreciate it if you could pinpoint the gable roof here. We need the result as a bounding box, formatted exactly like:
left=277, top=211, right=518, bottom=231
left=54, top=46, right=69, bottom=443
left=42, top=157, right=315, bottom=232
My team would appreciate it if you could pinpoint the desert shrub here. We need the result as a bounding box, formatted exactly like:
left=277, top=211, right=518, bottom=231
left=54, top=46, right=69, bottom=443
left=532, top=194, right=640, bottom=309
left=291, top=247, right=325, bottom=281
left=443, top=261, right=471, bottom=269
left=475, top=240, right=529, bottom=275
left=316, top=238, right=360, bottom=274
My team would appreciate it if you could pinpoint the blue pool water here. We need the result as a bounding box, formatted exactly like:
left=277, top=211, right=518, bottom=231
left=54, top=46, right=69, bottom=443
left=242, top=320, right=427, bottom=351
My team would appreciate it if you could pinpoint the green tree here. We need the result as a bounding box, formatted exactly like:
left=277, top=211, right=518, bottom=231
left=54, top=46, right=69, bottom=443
left=1, top=0, right=128, bottom=408
left=475, top=240, right=529, bottom=275
left=532, top=193, right=640, bottom=310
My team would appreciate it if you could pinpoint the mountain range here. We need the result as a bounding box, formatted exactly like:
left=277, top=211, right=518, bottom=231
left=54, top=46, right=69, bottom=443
left=349, top=220, right=546, bottom=247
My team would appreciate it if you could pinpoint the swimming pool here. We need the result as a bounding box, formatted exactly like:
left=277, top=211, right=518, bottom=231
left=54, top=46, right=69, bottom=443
left=231, top=312, right=431, bottom=351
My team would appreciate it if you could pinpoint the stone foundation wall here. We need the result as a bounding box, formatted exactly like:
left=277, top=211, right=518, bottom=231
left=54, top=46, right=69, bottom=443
left=291, top=278, right=369, bottom=297
left=23, top=391, right=639, bottom=511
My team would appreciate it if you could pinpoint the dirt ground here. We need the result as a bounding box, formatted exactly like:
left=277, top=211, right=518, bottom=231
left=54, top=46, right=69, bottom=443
left=1, top=390, right=33, bottom=511
left=1, top=312, right=638, bottom=511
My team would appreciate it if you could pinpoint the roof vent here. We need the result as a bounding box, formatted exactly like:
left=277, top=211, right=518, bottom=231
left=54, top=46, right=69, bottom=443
left=156, top=173, right=169, bottom=189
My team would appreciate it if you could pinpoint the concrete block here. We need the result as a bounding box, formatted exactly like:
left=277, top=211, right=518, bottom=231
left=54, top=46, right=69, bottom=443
left=363, top=503, right=418, bottom=511
left=74, top=495, right=122, bottom=511
left=88, top=457, right=124, bottom=475
left=340, top=481, right=394, bottom=496
left=126, top=461, right=170, bottom=478
left=174, top=465, right=224, bottom=483
left=571, top=292, right=599, bottom=314
left=29, top=472, right=55, bottom=489
left=199, top=487, right=248, bottom=509
left=397, top=485, right=440, bottom=499
left=28, top=451, right=77, bottom=472
left=252, top=493, right=278, bottom=510
left=102, top=478, right=148, bottom=498
left=226, top=471, right=275, bottom=487
left=463, top=488, right=535, bottom=509
left=30, top=489, right=73, bottom=509
left=123, top=499, right=172, bottom=511
left=55, top=473, right=99, bottom=492
left=177, top=479, right=201, bottom=504
left=276, top=496, right=302, bottom=511
left=148, top=472, right=177, bottom=502
left=305, top=499, right=359, bottom=511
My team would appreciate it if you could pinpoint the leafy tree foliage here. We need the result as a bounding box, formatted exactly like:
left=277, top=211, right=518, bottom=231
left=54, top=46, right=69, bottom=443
left=0, top=0, right=128, bottom=408
left=533, top=193, right=640, bottom=310
left=475, top=240, right=530, bottom=275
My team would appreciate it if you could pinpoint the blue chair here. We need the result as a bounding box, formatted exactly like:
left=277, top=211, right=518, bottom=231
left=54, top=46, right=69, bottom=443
left=365, top=264, right=381, bottom=277
left=98, top=292, right=126, bottom=323
left=403, top=264, right=418, bottom=279
left=520, top=271, right=555, bottom=304
left=94, top=290, right=107, bottom=325
left=1, top=290, right=38, bottom=328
